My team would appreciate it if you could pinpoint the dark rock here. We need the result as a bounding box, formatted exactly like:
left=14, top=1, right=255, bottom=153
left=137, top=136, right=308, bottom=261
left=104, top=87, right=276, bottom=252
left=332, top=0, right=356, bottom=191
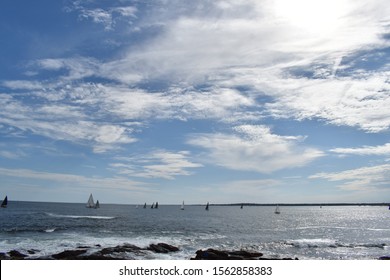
left=192, top=248, right=297, bottom=260
left=8, top=250, right=27, bottom=259
left=99, top=244, right=142, bottom=255
left=0, top=252, right=9, bottom=260
left=229, top=250, right=263, bottom=258
left=147, top=243, right=179, bottom=253
left=27, top=249, right=40, bottom=255
left=379, top=256, right=390, bottom=260
left=51, top=249, right=87, bottom=260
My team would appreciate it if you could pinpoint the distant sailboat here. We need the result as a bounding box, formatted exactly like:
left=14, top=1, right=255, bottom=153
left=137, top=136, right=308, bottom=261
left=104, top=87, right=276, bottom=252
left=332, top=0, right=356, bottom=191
left=86, top=194, right=95, bottom=208
left=274, top=205, right=281, bottom=214
left=1, top=196, right=8, bottom=208
left=95, top=200, right=100, bottom=209
left=155, top=202, right=158, bottom=209
left=205, top=202, right=209, bottom=211
left=143, top=203, right=147, bottom=209
left=240, top=204, right=243, bottom=209
left=181, top=201, right=185, bottom=210
left=151, top=202, right=155, bottom=209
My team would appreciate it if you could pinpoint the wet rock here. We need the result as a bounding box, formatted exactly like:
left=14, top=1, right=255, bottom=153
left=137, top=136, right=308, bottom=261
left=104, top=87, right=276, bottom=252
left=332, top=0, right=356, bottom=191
left=147, top=243, right=179, bottom=253
left=27, top=249, right=40, bottom=255
left=99, top=244, right=142, bottom=255
left=8, top=250, right=27, bottom=259
left=192, top=248, right=296, bottom=260
left=51, top=249, right=87, bottom=260
left=0, top=252, right=9, bottom=260
left=379, top=255, right=390, bottom=260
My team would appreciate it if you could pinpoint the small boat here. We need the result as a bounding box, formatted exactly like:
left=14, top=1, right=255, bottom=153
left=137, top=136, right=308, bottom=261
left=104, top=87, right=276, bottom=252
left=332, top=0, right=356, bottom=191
left=143, top=203, right=146, bottom=209
left=205, top=202, right=209, bottom=211
left=274, top=205, right=280, bottom=214
left=151, top=202, right=155, bottom=209
left=155, top=202, right=158, bottom=209
left=1, top=196, right=7, bottom=208
left=181, top=201, right=185, bottom=210
left=86, top=194, right=95, bottom=208
left=95, top=200, right=100, bottom=209
left=240, top=204, right=243, bottom=209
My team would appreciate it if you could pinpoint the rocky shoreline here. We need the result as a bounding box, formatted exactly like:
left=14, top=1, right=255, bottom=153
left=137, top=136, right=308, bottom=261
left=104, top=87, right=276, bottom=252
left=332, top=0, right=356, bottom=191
left=0, top=243, right=299, bottom=260
left=1, top=243, right=389, bottom=260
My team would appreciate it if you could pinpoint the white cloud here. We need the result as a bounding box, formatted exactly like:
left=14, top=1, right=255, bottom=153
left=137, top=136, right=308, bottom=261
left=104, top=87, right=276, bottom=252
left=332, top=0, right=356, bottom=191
left=111, top=150, right=203, bottom=179
left=330, top=143, right=390, bottom=156
left=188, top=125, right=324, bottom=173
left=310, top=164, right=390, bottom=191
left=264, top=71, right=390, bottom=132
left=0, top=167, right=148, bottom=192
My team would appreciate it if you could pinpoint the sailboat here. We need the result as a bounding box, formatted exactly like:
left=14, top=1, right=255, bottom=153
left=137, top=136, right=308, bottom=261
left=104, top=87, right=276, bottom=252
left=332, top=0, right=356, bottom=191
left=86, top=194, right=95, bottom=208
left=151, top=202, right=155, bottom=209
left=155, top=202, right=158, bottom=209
left=1, top=196, right=8, bottom=208
left=274, top=205, right=281, bottom=214
left=143, top=203, right=147, bottom=209
left=240, top=204, right=243, bottom=209
left=205, top=202, right=209, bottom=211
left=181, top=201, right=185, bottom=210
left=95, top=200, right=100, bottom=209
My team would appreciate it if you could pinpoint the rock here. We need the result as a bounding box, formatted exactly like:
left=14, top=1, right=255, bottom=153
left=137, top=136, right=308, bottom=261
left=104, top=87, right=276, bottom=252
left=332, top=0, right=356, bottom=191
left=8, top=250, right=27, bottom=259
left=192, top=248, right=297, bottom=260
left=27, top=249, right=40, bottom=255
left=229, top=250, right=263, bottom=259
left=147, top=243, right=179, bottom=253
left=379, top=256, right=390, bottom=260
left=51, top=249, right=87, bottom=260
left=0, top=252, right=9, bottom=260
left=99, top=244, right=142, bottom=255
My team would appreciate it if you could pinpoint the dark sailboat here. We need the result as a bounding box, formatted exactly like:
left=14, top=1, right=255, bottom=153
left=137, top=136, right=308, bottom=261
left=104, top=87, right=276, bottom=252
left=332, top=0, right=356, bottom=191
left=1, top=196, right=7, bottom=208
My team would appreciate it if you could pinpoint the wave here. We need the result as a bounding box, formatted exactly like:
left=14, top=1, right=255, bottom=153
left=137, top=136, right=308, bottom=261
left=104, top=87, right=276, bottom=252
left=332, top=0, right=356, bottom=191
left=45, top=213, right=115, bottom=220
left=284, top=239, right=387, bottom=249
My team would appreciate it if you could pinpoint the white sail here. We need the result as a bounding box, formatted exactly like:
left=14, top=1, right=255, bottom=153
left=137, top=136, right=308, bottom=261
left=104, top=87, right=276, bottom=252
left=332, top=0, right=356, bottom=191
left=181, top=201, right=184, bottom=210
left=274, top=205, right=280, bottom=214
left=86, top=194, right=95, bottom=208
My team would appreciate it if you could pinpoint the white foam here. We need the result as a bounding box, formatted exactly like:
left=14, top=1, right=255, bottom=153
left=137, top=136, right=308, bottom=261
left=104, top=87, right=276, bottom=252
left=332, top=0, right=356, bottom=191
left=46, top=213, right=115, bottom=219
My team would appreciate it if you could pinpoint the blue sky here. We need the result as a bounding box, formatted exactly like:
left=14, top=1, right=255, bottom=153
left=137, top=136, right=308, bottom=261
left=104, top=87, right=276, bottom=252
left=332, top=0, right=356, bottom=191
left=0, top=0, right=390, bottom=204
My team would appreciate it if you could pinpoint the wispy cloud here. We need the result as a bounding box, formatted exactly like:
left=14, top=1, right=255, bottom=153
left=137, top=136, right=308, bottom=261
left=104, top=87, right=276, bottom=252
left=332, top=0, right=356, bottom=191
left=111, top=150, right=202, bottom=179
left=188, top=125, right=324, bottom=173
left=310, top=164, right=390, bottom=191
left=0, top=167, right=149, bottom=192
left=330, top=143, right=390, bottom=156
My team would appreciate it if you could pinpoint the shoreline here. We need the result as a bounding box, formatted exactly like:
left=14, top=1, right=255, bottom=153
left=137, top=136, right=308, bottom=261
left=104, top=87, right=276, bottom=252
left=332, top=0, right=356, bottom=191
left=1, top=242, right=389, bottom=260
left=0, top=242, right=299, bottom=260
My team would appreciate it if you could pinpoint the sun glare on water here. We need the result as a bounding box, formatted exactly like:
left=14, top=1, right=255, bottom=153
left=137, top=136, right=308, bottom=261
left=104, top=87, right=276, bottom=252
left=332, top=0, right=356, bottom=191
left=273, top=0, right=351, bottom=34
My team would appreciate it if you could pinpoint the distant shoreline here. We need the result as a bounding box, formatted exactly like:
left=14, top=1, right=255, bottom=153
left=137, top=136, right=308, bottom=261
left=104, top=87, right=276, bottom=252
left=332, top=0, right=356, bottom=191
left=5, top=201, right=389, bottom=207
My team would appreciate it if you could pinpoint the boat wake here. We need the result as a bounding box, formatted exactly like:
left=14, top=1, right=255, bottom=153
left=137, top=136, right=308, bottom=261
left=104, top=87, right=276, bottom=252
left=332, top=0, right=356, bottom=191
left=45, top=213, right=115, bottom=220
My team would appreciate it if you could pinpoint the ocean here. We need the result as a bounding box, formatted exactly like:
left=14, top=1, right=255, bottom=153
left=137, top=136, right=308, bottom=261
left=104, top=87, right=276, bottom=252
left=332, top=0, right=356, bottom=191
left=1, top=201, right=389, bottom=260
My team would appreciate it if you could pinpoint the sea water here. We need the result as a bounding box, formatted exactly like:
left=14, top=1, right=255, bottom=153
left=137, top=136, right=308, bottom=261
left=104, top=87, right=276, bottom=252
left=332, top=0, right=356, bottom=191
left=0, top=201, right=389, bottom=259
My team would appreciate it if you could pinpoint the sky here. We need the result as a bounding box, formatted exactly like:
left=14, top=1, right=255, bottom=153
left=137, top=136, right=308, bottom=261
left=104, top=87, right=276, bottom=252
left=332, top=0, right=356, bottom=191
left=0, top=0, right=390, bottom=204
